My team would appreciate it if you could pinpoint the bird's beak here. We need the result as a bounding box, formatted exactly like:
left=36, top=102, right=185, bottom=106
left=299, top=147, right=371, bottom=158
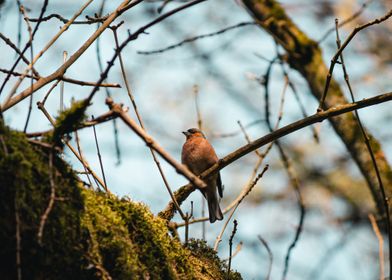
left=182, top=131, right=190, bottom=137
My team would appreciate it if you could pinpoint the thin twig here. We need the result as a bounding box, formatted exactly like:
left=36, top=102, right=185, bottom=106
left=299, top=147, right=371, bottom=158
left=279, top=63, right=319, bottom=142
left=185, top=201, right=193, bottom=245
left=227, top=219, right=238, bottom=278
left=75, top=129, right=94, bottom=188
left=335, top=19, right=391, bottom=275
left=42, top=80, right=61, bottom=105
left=0, top=68, right=120, bottom=88
left=92, top=115, right=108, bottom=190
left=0, top=33, right=40, bottom=77
left=318, top=8, right=392, bottom=111
left=318, top=0, right=374, bottom=43
left=211, top=119, right=264, bottom=138
left=28, top=13, right=109, bottom=24
left=21, top=4, right=35, bottom=133
left=60, top=51, right=67, bottom=112
left=369, top=214, right=385, bottom=280
left=258, top=235, right=273, bottom=280
left=96, top=4, right=122, bottom=166
left=37, top=149, right=56, bottom=245
left=222, top=242, right=243, bottom=262
left=214, top=166, right=269, bottom=251
left=138, top=21, right=256, bottom=55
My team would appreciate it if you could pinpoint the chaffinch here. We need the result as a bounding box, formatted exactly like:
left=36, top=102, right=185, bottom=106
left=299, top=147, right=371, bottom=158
left=181, top=128, right=223, bottom=223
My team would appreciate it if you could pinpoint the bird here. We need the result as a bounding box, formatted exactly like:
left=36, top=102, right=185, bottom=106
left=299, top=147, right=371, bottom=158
left=181, top=128, right=223, bottom=223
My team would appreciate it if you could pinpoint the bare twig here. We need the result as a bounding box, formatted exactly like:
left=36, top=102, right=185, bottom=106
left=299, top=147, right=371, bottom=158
left=185, top=202, right=193, bottom=245
left=369, top=214, right=385, bottom=280
left=227, top=219, right=238, bottom=278
left=0, top=33, right=40, bottom=77
left=75, top=129, right=94, bottom=188
left=28, top=13, right=109, bottom=24
left=37, top=150, right=56, bottom=245
left=0, top=68, right=120, bottom=88
left=222, top=242, right=243, bottom=262
left=211, top=119, right=264, bottom=138
left=138, top=21, right=256, bottom=55
left=258, top=235, right=273, bottom=280
left=318, top=8, right=392, bottom=111
left=317, top=0, right=374, bottom=43
left=96, top=5, right=122, bottom=166
left=60, top=51, right=68, bottom=112
left=20, top=4, right=35, bottom=133
left=91, top=116, right=109, bottom=190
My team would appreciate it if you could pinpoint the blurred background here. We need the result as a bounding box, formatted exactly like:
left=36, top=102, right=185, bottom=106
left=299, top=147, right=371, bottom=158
left=1, top=0, right=392, bottom=279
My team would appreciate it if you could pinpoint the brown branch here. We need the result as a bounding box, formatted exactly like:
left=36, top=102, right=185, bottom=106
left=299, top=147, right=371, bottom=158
left=159, top=91, right=392, bottom=221
left=106, top=97, right=207, bottom=190
left=369, top=214, right=385, bottom=280
left=0, top=68, right=120, bottom=88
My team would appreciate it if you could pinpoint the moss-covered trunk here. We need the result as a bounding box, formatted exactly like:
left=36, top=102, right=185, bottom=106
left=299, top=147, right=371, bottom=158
left=0, top=121, right=241, bottom=280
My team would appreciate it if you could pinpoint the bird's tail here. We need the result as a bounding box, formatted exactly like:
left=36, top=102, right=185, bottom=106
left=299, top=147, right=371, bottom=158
left=207, top=194, right=223, bottom=223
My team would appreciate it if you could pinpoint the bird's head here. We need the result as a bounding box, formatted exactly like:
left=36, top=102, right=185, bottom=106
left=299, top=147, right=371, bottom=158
left=182, top=128, right=206, bottom=139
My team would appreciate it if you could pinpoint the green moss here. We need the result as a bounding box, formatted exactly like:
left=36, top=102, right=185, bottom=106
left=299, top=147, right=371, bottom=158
left=186, top=239, right=242, bottom=280
left=0, top=119, right=85, bottom=279
left=0, top=121, right=241, bottom=279
left=49, top=99, right=89, bottom=147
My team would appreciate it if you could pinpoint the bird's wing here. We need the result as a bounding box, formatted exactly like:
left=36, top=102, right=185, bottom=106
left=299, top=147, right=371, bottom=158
left=217, top=172, right=223, bottom=198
